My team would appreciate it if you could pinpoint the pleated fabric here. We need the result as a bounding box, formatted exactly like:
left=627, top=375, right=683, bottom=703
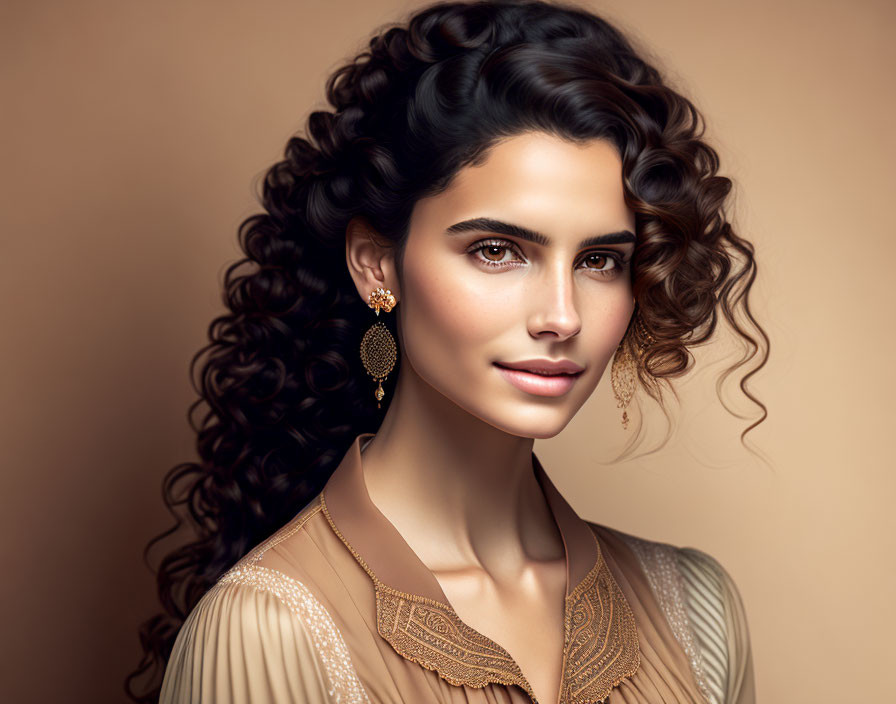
left=613, top=534, right=754, bottom=704
left=161, top=579, right=335, bottom=703
left=677, top=549, right=755, bottom=704
left=161, top=511, right=754, bottom=704
left=160, top=435, right=755, bottom=704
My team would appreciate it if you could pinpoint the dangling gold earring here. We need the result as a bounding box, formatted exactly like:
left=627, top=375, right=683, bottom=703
left=611, top=313, right=656, bottom=429
left=360, top=287, right=397, bottom=409
left=611, top=343, right=636, bottom=430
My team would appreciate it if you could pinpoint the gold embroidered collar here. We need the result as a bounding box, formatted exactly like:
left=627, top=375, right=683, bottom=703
left=321, top=433, right=640, bottom=704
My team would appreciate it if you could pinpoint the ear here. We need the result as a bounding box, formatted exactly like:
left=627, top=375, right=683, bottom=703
left=345, top=216, right=400, bottom=306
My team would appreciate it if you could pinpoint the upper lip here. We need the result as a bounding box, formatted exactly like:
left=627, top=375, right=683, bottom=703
left=494, top=358, right=585, bottom=375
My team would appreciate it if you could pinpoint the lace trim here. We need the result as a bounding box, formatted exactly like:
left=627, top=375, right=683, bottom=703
left=561, top=546, right=641, bottom=703
left=621, top=535, right=715, bottom=704
left=323, top=493, right=640, bottom=704
left=376, top=583, right=530, bottom=691
left=220, top=495, right=371, bottom=704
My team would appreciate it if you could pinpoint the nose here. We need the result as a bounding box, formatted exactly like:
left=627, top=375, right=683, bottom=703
left=528, top=262, right=582, bottom=341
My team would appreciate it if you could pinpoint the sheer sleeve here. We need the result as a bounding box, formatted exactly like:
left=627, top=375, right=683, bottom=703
left=159, top=577, right=336, bottom=704
left=677, top=548, right=756, bottom=704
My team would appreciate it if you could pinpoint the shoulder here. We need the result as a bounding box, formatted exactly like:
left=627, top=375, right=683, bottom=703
left=600, top=523, right=740, bottom=603
left=587, top=521, right=747, bottom=619
left=159, top=577, right=331, bottom=703
left=160, top=494, right=368, bottom=704
left=234, top=492, right=326, bottom=570
left=588, top=522, right=756, bottom=704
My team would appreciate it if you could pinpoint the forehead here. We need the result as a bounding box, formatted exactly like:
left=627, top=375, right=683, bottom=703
left=412, top=131, right=632, bottom=233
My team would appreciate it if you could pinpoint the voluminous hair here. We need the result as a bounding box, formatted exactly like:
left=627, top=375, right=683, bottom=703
left=126, top=1, right=768, bottom=700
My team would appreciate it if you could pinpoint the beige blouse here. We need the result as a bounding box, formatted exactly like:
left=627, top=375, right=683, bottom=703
left=160, top=433, right=755, bottom=703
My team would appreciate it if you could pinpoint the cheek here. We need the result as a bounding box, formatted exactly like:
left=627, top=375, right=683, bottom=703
left=585, top=289, right=635, bottom=368
left=397, top=255, right=516, bottom=383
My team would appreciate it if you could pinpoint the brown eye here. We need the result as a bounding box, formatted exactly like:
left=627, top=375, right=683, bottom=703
left=482, top=245, right=508, bottom=262
left=468, top=239, right=524, bottom=268
left=584, top=254, right=612, bottom=270
left=580, top=251, right=626, bottom=278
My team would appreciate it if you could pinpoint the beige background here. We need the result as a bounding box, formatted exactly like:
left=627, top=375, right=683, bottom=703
left=2, top=0, right=893, bottom=701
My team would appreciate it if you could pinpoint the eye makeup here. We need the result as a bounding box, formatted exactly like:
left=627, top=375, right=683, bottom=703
left=466, top=237, right=628, bottom=278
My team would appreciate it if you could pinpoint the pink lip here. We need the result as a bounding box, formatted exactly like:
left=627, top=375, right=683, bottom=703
left=493, top=363, right=582, bottom=397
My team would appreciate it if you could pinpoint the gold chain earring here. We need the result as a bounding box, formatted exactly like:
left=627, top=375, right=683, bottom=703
left=360, top=287, right=397, bottom=409
left=611, top=313, right=656, bottom=429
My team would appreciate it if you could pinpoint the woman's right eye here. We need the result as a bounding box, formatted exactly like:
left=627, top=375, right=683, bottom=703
left=467, top=239, right=525, bottom=268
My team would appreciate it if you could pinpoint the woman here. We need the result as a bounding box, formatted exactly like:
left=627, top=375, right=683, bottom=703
left=128, top=1, right=767, bottom=702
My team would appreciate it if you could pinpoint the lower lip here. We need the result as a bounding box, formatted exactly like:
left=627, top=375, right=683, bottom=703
left=494, top=364, right=582, bottom=397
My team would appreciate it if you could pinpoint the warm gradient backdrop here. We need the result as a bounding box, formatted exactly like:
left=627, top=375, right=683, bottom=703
left=2, top=0, right=893, bottom=701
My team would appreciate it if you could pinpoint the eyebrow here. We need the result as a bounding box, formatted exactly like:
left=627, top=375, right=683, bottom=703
left=445, top=217, right=636, bottom=249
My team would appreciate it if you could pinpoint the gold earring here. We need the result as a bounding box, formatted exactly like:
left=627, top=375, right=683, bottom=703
left=611, top=343, right=637, bottom=430
left=611, top=314, right=656, bottom=429
left=360, top=287, right=397, bottom=409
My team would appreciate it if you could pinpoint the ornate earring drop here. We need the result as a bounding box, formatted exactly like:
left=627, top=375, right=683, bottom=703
left=611, top=343, right=637, bottom=430
left=360, top=287, right=397, bottom=409
left=611, top=313, right=656, bottom=429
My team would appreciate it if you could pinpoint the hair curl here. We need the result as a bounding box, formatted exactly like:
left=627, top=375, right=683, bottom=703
left=126, top=1, right=768, bottom=699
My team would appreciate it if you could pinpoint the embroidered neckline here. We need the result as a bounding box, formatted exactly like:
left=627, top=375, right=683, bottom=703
left=321, top=492, right=641, bottom=703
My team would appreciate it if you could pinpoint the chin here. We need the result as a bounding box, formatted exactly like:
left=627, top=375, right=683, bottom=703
left=478, top=405, right=576, bottom=440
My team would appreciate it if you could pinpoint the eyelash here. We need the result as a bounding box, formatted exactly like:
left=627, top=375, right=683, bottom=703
left=467, top=238, right=628, bottom=277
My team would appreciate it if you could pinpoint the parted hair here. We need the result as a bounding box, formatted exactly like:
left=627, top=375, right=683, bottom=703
left=126, top=1, right=768, bottom=700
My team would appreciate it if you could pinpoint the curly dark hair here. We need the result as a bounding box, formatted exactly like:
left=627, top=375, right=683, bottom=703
left=125, top=0, right=769, bottom=700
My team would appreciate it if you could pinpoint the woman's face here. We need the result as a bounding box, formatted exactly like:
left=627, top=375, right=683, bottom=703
left=396, top=131, right=636, bottom=439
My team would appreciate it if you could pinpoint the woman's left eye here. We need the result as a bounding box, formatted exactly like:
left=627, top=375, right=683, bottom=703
left=468, top=238, right=625, bottom=277
left=580, top=252, right=621, bottom=274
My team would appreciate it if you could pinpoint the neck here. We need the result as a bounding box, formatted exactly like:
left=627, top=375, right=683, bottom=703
left=358, top=365, right=565, bottom=578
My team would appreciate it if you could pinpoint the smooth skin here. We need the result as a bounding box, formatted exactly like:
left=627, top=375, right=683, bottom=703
left=344, top=131, right=636, bottom=704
